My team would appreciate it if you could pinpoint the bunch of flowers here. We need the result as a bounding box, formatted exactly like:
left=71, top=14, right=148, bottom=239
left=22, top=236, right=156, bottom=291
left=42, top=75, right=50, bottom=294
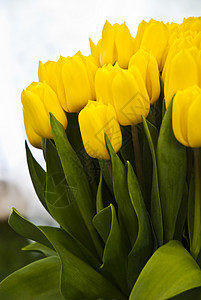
left=1, top=17, right=201, bottom=300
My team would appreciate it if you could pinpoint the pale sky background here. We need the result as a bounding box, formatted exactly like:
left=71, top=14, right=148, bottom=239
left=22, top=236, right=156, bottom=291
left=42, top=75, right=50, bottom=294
left=0, top=0, right=201, bottom=224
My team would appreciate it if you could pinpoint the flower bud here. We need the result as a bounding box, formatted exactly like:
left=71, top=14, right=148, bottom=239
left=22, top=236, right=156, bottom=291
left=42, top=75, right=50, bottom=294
left=90, top=21, right=135, bottom=68
left=172, top=85, right=201, bottom=147
left=135, top=20, right=169, bottom=71
left=112, top=67, right=150, bottom=125
left=129, top=49, right=160, bottom=104
left=164, top=47, right=201, bottom=107
left=21, top=82, right=67, bottom=140
left=39, top=52, right=98, bottom=113
left=78, top=101, right=122, bottom=160
left=95, top=63, right=120, bottom=106
left=23, top=109, right=42, bottom=148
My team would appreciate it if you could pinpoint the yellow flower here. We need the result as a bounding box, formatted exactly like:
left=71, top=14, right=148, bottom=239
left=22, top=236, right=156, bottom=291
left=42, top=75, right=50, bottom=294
left=21, top=82, right=67, bottom=141
left=112, top=67, right=150, bottom=125
left=39, top=52, right=98, bottom=113
left=164, top=47, right=201, bottom=107
left=23, top=109, right=42, bottom=148
left=128, top=49, right=160, bottom=104
left=172, top=85, right=201, bottom=147
left=135, top=19, right=169, bottom=71
left=95, top=63, right=120, bottom=106
left=90, top=21, right=135, bottom=68
left=78, top=101, right=122, bottom=160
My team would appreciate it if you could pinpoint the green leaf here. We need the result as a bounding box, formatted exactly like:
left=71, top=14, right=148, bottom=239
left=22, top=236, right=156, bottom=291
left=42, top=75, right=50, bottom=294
left=99, top=159, right=113, bottom=195
left=105, top=134, right=138, bottom=248
left=129, top=241, right=201, bottom=300
left=101, top=204, right=128, bottom=296
left=169, top=287, right=201, bottom=299
left=127, top=162, right=153, bottom=290
left=50, top=113, right=103, bottom=259
left=142, top=117, right=163, bottom=246
left=0, top=256, right=62, bottom=300
left=45, top=139, right=97, bottom=255
left=8, top=208, right=53, bottom=249
left=66, top=112, right=97, bottom=195
left=41, top=226, right=126, bottom=300
left=157, top=99, right=186, bottom=242
left=22, top=242, right=57, bottom=257
left=120, top=125, right=135, bottom=167
left=25, top=142, right=47, bottom=211
left=93, top=206, right=112, bottom=243
left=96, top=172, right=104, bottom=213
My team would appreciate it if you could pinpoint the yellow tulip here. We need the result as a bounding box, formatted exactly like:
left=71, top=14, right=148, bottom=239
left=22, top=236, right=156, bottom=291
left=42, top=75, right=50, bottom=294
left=112, top=67, right=150, bottom=126
left=23, top=109, right=42, bottom=148
left=21, top=82, right=67, bottom=140
left=39, top=52, right=98, bottom=113
left=164, top=47, right=201, bottom=108
left=128, top=49, right=160, bottom=104
left=95, top=63, right=120, bottom=106
left=172, top=85, right=201, bottom=147
left=135, top=20, right=169, bottom=71
left=90, top=21, right=135, bottom=68
left=78, top=101, right=122, bottom=160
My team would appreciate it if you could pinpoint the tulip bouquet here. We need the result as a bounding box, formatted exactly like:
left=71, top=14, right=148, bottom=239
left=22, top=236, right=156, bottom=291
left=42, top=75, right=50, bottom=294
left=1, top=17, right=201, bottom=300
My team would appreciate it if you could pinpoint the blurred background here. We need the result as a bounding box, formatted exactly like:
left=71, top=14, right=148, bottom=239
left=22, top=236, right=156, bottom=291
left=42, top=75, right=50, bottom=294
left=0, top=0, right=201, bottom=279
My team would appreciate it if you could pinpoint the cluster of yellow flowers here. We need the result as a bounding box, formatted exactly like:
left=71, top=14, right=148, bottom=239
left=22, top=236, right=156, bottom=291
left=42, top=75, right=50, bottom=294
left=21, top=17, right=201, bottom=158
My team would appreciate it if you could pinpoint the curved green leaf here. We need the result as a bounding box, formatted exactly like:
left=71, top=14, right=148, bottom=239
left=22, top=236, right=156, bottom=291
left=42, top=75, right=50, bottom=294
left=22, top=242, right=57, bottom=257
left=129, top=241, right=201, bottom=300
left=101, top=204, right=128, bottom=296
left=0, top=257, right=62, bottom=300
left=127, top=162, right=153, bottom=290
left=50, top=114, right=102, bottom=259
left=41, top=226, right=126, bottom=300
left=157, top=99, right=186, bottom=242
left=8, top=208, right=52, bottom=249
left=142, top=117, right=163, bottom=246
left=25, top=142, right=47, bottom=211
left=105, top=134, right=138, bottom=248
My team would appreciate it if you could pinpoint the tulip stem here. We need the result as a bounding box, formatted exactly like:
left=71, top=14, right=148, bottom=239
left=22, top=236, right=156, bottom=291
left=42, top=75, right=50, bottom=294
left=131, top=125, right=143, bottom=189
left=191, top=148, right=201, bottom=260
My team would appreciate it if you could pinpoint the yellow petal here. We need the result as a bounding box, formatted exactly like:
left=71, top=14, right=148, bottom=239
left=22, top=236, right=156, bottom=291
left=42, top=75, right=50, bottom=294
left=89, top=38, right=102, bottom=66
left=112, top=68, right=150, bottom=125
left=100, top=21, right=117, bottom=66
left=187, top=89, right=201, bottom=147
left=164, top=48, right=199, bottom=108
left=62, top=55, right=92, bottom=112
left=78, top=101, right=122, bottom=159
left=23, top=109, right=42, bottom=148
left=115, top=23, right=135, bottom=68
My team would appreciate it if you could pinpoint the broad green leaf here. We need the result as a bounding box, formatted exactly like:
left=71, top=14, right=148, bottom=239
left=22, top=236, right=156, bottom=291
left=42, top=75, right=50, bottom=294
left=169, top=287, right=201, bottom=299
left=50, top=114, right=103, bottom=259
left=8, top=208, right=52, bottom=249
left=41, top=226, right=126, bottom=300
left=142, top=117, right=163, bottom=246
left=157, top=99, right=186, bottom=242
left=0, top=256, right=62, bottom=300
left=22, top=242, right=57, bottom=257
left=25, top=142, right=47, bottom=211
left=105, top=134, right=138, bottom=248
left=45, top=139, right=97, bottom=255
left=127, top=162, right=153, bottom=290
left=101, top=204, right=128, bottom=296
left=129, top=241, right=201, bottom=300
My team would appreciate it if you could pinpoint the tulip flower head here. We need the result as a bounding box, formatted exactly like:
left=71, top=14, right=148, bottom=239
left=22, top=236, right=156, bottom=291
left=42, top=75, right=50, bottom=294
left=39, top=52, right=98, bottom=113
left=128, top=49, right=160, bottom=104
left=90, top=21, right=135, bottom=68
left=21, top=81, right=67, bottom=145
left=172, top=85, right=201, bottom=147
left=78, top=101, right=122, bottom=160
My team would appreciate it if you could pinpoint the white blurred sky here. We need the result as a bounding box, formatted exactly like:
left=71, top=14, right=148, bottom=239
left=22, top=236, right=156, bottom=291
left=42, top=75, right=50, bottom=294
left=0, top=0, right=200, bottom=223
